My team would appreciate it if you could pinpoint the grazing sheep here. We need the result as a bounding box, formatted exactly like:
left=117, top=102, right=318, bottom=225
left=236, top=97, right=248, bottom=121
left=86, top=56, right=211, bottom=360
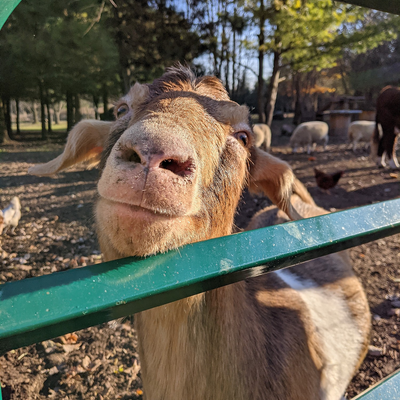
left=29, top=66, right=370, bottom=400
left=0, top=197, right=21, bottom=235
left=289, top=121, right=329, bottom=154
left=347, top=120, right=376, bottom=152
left=252, top=123, right=271, bottom=150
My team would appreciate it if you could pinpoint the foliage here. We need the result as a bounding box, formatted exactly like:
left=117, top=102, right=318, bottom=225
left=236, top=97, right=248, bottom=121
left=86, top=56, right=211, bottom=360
left=0, top=0, right=400, bottom=142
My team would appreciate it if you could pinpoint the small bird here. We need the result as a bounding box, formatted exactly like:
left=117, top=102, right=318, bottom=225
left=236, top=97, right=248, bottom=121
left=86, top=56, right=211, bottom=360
left=0, top=197, right=22, bottom=235
left=314, top=168, right=344, bottom=193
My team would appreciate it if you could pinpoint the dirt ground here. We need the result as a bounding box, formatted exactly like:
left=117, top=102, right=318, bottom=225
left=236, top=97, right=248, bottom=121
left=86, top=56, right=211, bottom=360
left=0, top=121, right=400, bottom=399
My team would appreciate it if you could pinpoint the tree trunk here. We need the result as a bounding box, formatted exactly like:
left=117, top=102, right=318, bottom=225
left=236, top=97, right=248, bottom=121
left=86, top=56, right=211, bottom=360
left=265, top=50, right=281, bottom=128
left=46, top=102, right=52, bottom=133
left=53, top=102, right=61, bottom=125
left=113, top=6, right=132, bottom=93
left=93, top=95, right=100, bottom=120
left=120, top=67, right=130, bottom=94
left=0, top=99, right=12, bottom=143
left=231, top=29, right=237, bottom=98
left=257, top=0, right=266, bottom=123
left=15, top=98, right=21, bottom=136
left=31, top=101, right=37, bottom=124
left=74, top=94, right=81, bottom=123
left=2, top=97, right=14, bottom=140
left=66, top=90, right=74, bottom=132
left=39, top=81, right=47, bottom=139
left=46, top=89, right=52, bottom=133
left=293, top=73, right=302, bottom=126
left=103, top=86, right=109, bottom=118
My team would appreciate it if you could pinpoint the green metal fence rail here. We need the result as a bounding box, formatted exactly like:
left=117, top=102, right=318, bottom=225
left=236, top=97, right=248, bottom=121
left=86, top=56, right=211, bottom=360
left=352, top=369, right=400, bottom=399
left=1, top=199, right=400, bottom=355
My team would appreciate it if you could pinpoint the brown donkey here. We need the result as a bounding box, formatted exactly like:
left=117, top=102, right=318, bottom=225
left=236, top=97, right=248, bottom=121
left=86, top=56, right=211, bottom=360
left=29, top=66, right=370, bottom=400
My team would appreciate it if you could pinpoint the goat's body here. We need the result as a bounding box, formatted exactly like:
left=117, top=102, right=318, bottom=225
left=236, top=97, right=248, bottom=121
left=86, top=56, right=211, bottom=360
left=29, top=66, right=370, bottom=400
left=130, top=197, right=369, bottom=400
left=134, top=255, right=369, bottom=400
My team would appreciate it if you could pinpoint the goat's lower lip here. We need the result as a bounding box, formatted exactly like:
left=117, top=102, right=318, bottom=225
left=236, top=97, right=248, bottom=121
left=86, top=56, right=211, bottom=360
left=101, top=198, right=174, bottom=219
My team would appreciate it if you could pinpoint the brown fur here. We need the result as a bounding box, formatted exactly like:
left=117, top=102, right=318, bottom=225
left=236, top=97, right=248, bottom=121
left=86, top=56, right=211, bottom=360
left=373, top=86, right=400, bottom=168
left=28, top=66, right=370, bottom=400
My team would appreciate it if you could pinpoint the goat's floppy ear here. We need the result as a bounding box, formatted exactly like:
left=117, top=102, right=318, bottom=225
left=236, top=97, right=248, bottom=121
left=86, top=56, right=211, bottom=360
left=248, top=147, right=301, bottom=221
left=28, top=120, right=112, bottom=176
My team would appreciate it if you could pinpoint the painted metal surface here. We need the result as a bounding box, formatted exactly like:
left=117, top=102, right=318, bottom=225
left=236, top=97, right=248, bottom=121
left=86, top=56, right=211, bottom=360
left=353, top=369, right=400, bottom=399
left=343, top=0, right=400, bottom=14
left=1, top=198, right=400, bottom=355
left=0, top=0, right=21, bottom=29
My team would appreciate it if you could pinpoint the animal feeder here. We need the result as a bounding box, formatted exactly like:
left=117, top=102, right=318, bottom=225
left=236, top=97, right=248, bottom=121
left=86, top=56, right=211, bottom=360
left=327, top=110, right=362, bottom=138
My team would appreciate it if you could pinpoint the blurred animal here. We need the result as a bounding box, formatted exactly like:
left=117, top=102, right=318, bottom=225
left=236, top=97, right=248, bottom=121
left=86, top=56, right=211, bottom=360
left=347, top=120, right=377, bottom=152
left=281, top=123, right=295, bottom=136
left=314, top=168, right=344, bottom=193
left=289, top=121, right=329, bottom=154
left=0, top=197, right=21, bottom=234
left=372, top=86, right=400, bottom=169
left=252, top=123, right=271, bottom=150
left=29, top=66, right=370, bottom=400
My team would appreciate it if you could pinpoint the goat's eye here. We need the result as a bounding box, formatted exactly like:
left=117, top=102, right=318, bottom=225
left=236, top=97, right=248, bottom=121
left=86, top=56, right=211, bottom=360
left=116, top=104, right=129, bottom=118
left=233, top=131, right=249, bottom=147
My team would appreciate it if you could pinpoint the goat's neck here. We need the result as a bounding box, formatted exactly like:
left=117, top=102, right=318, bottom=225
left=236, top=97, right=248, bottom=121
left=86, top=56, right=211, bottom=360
left=135, top=282, right=262, bottom=400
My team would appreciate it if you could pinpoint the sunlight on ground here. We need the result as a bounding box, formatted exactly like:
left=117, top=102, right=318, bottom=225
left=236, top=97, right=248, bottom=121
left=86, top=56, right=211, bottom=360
left=11, top=121, right=67, bottom=132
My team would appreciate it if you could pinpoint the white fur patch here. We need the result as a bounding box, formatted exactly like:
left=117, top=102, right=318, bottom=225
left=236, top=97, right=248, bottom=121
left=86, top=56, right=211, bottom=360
left=275, top=269, right=363, bottom=400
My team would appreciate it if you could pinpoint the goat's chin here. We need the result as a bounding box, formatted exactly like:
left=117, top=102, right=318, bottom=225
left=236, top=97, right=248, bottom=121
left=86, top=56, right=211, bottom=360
left=95, top=198, right=204, bottom=258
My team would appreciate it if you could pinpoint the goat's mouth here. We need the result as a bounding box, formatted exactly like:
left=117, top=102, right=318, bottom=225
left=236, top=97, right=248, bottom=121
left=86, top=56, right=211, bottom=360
left=99, top=197, right=180, bottom=220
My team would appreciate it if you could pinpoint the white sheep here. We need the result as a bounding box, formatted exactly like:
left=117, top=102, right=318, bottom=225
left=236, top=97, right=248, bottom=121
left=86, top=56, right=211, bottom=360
left=289, top=121, right=329, bottom=154
left=0, top=197, right=21, bottom=235
left=347, top=120, right=377, bottom=152
left=252, top=123, right=271, bottom=150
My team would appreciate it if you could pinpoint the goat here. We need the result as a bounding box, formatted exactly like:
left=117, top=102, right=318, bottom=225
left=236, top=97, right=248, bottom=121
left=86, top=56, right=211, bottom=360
left=29, top=66, right=370, bottom=400
left=253, top=123, right=271, bottom=150
left=372, top=86, right=400, bottom=169
left=347, top=120, right=376, bottom=152
left=289, top=121, right=329, bottom=154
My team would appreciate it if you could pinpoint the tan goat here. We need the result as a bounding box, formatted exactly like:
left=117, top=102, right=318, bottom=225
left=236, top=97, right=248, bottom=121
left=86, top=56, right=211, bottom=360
left=29, top=66, right=370, bottom=400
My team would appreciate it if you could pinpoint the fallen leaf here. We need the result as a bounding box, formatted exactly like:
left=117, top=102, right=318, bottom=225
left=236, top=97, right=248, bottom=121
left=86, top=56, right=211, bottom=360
left=308, top=156, right=316, bottom=161
left=62, top=343, right=81, bottom=354
left=368, top=345, right=383, bottom=357
left=388, top=275, right=400, bottom=283
left=82, top=355, right=91, bottom=369
left=60, top=333, right=78, bottom=344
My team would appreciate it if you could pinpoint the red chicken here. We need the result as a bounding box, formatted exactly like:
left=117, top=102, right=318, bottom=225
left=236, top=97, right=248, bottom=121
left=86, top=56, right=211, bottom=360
left=314, top=168, right=344, bottom=193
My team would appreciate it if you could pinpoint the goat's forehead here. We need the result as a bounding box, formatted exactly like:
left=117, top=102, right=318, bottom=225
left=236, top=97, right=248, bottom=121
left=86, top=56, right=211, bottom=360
left=131, top=92, right=250, bottom=132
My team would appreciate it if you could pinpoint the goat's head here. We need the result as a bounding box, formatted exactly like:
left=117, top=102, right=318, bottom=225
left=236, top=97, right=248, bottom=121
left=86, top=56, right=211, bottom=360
left=29, top=66, right=299, bottom=259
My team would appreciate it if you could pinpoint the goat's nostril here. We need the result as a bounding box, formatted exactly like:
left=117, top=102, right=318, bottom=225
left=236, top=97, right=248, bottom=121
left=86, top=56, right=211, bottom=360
left=124, top=150, right=141, bottom=164
left=159, top=158, right=195, bottom=177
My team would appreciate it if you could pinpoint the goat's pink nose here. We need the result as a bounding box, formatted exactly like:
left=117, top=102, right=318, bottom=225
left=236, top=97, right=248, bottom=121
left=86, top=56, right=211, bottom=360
left=120, top=145, right=196, bottom=178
